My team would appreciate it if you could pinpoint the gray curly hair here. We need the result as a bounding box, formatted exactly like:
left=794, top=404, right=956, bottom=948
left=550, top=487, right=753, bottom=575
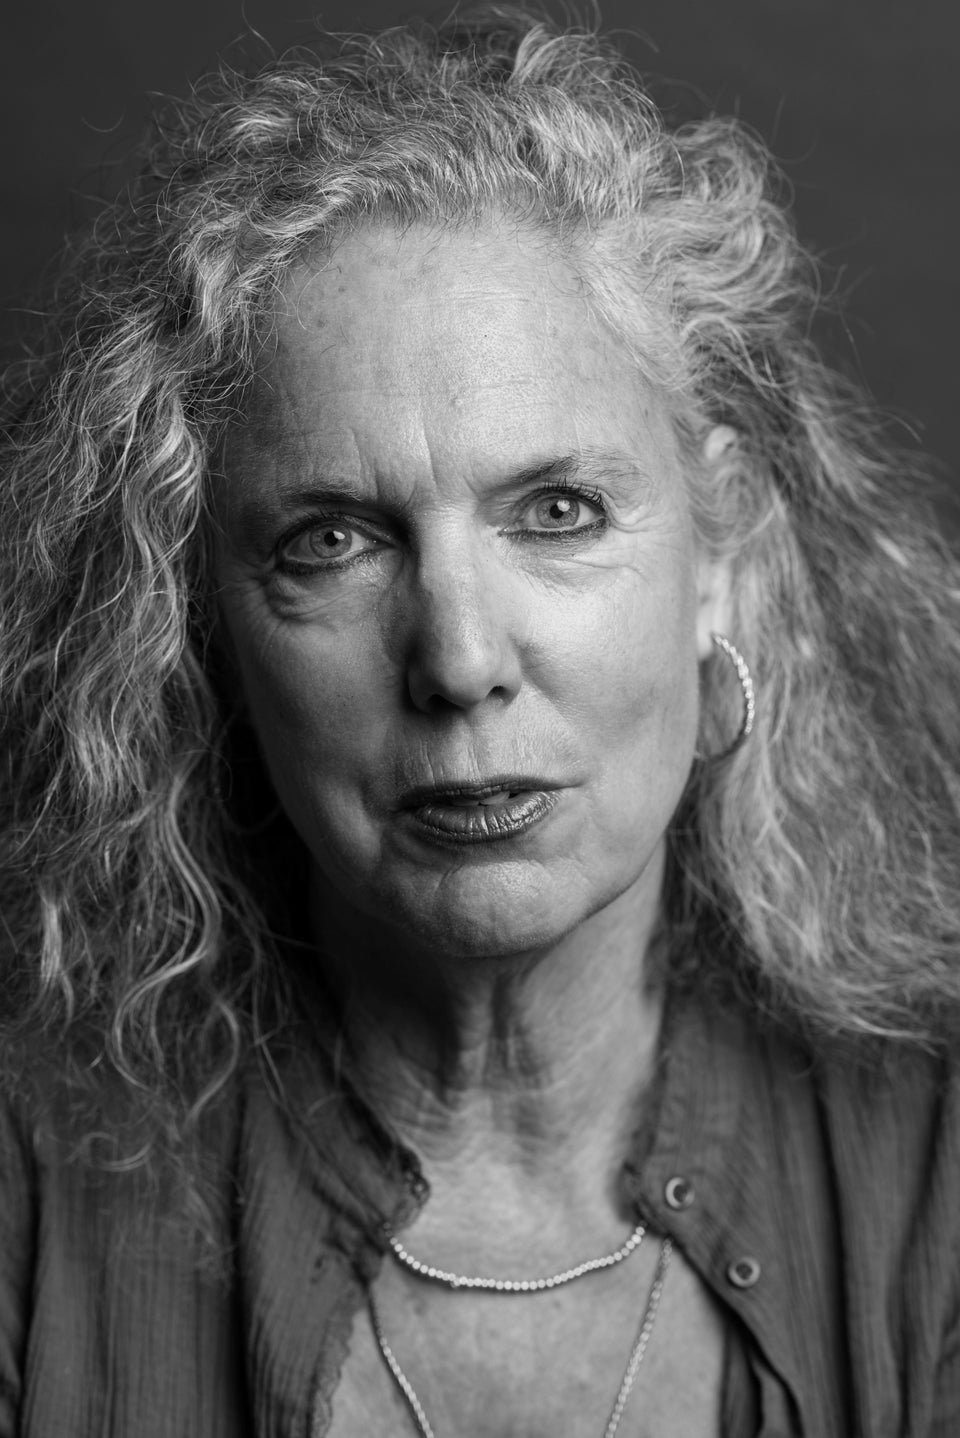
left=2, top=4, right=958, bottom=1174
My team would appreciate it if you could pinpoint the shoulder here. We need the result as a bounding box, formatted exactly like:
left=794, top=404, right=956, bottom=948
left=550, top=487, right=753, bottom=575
left=0, top=1075, right=41, bottom=1435
left=818, top=1036, right=960, bottom=1256
left=0, top=1056, right=252, bottom=1438
left=734, top=1010, right=960, bottom=1432
left=814, top=1035, right=960, bottom=1425
left=814, top=1036, right=960, bottom=1198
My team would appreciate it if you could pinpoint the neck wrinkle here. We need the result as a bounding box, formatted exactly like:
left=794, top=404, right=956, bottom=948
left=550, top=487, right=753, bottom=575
left=312, top=872, right=670, bottom=1204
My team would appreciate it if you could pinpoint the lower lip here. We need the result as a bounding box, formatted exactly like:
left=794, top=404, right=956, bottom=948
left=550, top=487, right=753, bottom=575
left=405, top=790, right=559, bottom=845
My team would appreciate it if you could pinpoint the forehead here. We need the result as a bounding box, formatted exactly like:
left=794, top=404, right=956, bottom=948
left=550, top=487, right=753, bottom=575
left=230, top=221, right=680, bottom=494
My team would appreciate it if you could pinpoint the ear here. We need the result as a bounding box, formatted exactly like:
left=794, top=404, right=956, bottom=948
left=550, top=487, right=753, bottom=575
left=693, top=425, right=737, bottom=661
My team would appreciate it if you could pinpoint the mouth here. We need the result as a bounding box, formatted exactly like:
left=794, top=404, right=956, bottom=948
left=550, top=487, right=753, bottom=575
left=398, top=777, right=561, bottom=844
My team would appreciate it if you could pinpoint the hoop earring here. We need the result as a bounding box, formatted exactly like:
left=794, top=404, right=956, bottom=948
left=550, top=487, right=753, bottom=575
left=703, top=633, right=755, bottom=762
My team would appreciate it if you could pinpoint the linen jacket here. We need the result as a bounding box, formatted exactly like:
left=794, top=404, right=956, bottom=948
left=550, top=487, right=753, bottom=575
left=1, top=987, right=958, bottom=1437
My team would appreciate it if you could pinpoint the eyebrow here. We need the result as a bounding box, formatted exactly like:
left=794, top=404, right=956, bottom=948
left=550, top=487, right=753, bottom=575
left=513, top=456, right=580, bottom=487
left=509, top=452, right=645, bottom=488
left=510, top=452, right=659, bottom=513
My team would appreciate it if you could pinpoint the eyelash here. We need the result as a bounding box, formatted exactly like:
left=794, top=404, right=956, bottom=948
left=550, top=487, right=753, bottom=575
left=274, top=480, right=609, bottom=575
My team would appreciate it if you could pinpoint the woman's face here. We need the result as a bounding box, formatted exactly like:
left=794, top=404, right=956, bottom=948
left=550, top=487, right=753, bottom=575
left=214, top=223, right=728, bottom=961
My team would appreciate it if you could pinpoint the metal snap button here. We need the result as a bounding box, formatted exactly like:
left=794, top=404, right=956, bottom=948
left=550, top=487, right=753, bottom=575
left=726, top=1256, right=761, bottom=1288
left=664, top=1176, right=695, bottom=1210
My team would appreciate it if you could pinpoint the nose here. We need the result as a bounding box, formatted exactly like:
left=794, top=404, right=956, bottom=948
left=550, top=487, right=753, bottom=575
left=404, top=547, right=523, bottom=714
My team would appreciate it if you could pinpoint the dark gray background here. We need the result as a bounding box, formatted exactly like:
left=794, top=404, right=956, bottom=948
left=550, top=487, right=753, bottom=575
left=3, top=0, right=957, bottom=525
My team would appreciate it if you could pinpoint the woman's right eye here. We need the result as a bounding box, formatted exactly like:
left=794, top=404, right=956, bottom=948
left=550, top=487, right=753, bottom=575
left=278, top=520, right=384, bottom=571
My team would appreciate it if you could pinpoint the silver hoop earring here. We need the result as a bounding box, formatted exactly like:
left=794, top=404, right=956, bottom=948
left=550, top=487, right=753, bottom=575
left=704, top=633, right=755, bottom=762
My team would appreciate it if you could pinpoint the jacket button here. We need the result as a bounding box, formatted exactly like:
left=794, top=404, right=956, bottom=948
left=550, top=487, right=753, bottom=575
left=726, top=1256, right=761, bottom=1288
left=664, top=1176, right=695, bottom=1210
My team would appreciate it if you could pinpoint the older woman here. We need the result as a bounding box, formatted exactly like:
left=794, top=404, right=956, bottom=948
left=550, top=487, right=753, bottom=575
left=1, top=7, right=959, bottom=1436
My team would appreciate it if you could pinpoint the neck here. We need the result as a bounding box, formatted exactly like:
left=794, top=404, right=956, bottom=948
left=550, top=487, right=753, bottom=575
left=310, top=852, right=668, bottom=1244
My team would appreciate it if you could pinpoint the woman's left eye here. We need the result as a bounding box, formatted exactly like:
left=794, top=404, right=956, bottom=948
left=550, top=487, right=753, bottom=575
left=517, top=489, right=606, bottom=535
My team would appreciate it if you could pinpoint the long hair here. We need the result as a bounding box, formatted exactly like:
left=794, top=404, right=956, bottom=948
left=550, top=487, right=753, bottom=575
left=2, top=5, right=958, bottom=1169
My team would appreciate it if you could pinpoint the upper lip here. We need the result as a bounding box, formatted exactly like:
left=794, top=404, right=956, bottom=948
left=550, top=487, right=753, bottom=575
left=397, top=775, right=560, bottom=809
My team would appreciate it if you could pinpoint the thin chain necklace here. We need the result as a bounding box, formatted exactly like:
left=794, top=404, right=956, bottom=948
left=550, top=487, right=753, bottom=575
left=369, top=1228, right=673, bottom=1438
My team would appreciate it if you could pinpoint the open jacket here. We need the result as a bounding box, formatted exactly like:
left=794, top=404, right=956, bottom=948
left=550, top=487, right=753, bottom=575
left=1, top=984, right=958, bottom=1437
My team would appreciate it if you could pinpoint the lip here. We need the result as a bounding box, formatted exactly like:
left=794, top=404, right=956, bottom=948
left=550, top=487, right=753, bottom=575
left=398, top=776, right=562, bottom=845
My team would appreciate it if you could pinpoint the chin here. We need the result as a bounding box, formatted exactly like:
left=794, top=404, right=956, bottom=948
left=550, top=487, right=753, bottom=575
left=375, top=862, right=630, bottom=964
left=398, top=910, right=570, bottom=965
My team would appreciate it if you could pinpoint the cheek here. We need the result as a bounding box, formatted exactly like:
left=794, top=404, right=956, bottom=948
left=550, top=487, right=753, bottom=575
left=224, top=598, right=394, bottom=792
left=231, top=632, right=393, bottom=886
left=596, top=631, right=699, bottom=783
left=564, top=553, right=700, bottom=743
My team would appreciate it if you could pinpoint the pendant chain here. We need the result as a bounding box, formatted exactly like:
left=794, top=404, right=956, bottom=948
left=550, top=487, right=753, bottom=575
left=369, top=1233, right=673, bottom=1438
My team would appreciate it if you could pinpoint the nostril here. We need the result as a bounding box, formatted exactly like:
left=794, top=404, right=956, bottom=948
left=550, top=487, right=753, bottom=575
left=407, top=674, right=520, bottom=715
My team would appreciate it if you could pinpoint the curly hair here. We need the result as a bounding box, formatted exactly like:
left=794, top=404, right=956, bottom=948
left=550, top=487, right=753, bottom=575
left=2, top=4, right=959, bottom=1173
